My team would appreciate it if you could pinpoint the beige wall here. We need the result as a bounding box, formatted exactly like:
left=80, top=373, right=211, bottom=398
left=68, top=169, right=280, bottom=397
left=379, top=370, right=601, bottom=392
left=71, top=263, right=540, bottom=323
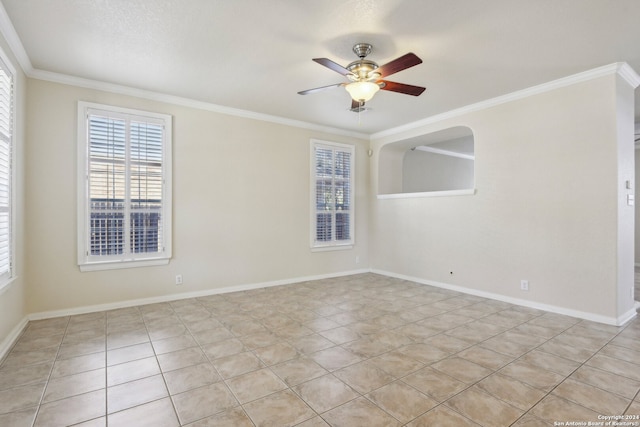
left=0, top=36, right=27, bottom=351
left=403, top=150, right=474, bottom=193
left=370, top=72, right=636, bottom=323
left=24, top=79, right=369, bottom=314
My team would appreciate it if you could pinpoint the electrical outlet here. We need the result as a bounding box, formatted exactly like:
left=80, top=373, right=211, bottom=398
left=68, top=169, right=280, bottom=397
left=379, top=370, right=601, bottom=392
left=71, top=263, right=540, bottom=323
left=355, top=256, right=360, bottom=264
left=175, top=274, right=183, bottom=286
left=520, top=280, right=529, bottom=291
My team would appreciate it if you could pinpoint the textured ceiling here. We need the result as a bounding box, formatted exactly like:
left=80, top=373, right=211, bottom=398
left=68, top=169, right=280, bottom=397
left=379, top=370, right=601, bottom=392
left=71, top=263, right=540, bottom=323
left=2, top=0, right=639, bottom=135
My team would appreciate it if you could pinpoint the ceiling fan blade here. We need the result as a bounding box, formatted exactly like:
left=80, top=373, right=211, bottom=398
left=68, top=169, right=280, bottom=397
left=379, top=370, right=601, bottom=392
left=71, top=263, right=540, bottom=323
left=377, top=53, right=422, bottom=78
left=312, top=58, right=353, bottom=76
left=379, top=80, right=426, bottom=96
left=297, top=83, right=345, bottom=95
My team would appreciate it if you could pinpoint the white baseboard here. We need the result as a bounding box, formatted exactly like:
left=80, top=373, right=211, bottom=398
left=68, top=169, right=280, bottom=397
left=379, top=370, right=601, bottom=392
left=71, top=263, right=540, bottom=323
left=0, top=315, right=28, bottom=363
left=28, top=269, right=370, bottom=321
left=372, top=269, right=636, bottom=326
left=618, top=305, right=638, bottom=326
left=16, top=266, right=638, bottom=347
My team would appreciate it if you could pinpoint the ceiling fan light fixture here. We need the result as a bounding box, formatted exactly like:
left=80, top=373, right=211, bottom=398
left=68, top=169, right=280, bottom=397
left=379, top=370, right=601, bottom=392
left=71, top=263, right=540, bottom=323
left=345, top=81, right=380, bottom=102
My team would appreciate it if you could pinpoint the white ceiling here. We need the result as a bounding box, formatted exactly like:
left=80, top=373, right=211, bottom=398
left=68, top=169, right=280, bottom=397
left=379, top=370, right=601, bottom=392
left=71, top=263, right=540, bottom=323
left=2, top=0, right=640, bottom=135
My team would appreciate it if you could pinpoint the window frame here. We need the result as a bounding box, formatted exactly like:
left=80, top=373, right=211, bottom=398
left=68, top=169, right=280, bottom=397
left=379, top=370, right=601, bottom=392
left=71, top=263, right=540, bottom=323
left=77, top=101, right=172, bottom=272
left=310, top=139, right=355, bottom=251
left=0, top=48, right=15, bottom=291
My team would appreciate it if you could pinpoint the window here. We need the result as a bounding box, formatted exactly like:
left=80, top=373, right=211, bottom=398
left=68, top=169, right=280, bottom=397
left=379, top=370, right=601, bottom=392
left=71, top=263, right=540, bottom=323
left=311, top=139, right=354, bottom=249
left=77, top=102, right=172, bottom=271
left=0, top=54, right=14, bottom=288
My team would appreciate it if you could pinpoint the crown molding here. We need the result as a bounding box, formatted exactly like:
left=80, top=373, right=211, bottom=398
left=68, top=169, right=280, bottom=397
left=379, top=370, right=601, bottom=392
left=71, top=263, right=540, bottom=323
left=0, top=0, right=32, bottom=73
left=372, top=62, right=637, bottom=141
left=29, top=68, right=369, bottom=140
left=24, top=62, right=640, bottom=144
left=0, top=0, right=635, bottom=143
left=0, top=2, right=367, bottom=140
left=617, top=62, right=640, bottom=88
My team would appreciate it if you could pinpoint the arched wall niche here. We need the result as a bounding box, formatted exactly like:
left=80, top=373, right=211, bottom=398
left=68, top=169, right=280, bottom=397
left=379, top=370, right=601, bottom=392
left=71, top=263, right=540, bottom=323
left=377, top=125, right=475, bottom=198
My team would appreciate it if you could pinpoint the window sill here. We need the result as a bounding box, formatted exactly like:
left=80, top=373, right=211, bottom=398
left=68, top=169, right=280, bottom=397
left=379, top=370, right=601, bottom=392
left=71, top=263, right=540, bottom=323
left=79, top=258, right=170, bottom=272
left=311, top=244, right=353, bottom=252
left=377, top=188, right=476, bottom=200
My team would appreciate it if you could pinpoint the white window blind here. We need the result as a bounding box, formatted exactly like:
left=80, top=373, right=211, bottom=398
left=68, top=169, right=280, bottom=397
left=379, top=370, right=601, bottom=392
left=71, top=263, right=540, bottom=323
left=311, top=140, right=354, bottom=249
left=0, top=57, right=13, bottom=283
left=78, top=102, right=172, bottom=271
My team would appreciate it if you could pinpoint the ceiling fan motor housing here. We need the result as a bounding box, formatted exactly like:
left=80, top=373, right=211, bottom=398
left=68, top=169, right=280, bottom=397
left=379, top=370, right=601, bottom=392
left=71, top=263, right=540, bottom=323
left=347, top=60, right=379, bottom=81
left=347, top=43, right=380, bottom=82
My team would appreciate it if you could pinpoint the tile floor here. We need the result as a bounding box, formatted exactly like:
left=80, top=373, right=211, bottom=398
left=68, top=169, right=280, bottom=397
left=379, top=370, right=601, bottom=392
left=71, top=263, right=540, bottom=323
left=0, top=273, right=639, bottom=426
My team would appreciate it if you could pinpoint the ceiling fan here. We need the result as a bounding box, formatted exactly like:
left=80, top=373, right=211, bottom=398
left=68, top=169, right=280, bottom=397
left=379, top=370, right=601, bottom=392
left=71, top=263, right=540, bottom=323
left=298, top=43, right=426, bottom=112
